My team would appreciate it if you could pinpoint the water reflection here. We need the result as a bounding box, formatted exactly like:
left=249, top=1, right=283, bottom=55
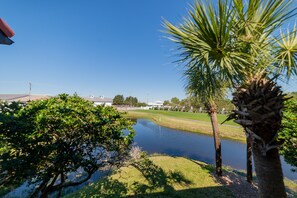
left=133, top=119, right=296, bottom=181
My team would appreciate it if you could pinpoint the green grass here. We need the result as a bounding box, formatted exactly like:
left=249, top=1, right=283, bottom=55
left=126, top=110, right=246, bottom=143
left=64, top=155, right=297, bottom=197
left=132, top=110, right=237, bottom=126
left=284, top=179, right=297, bottom=197
left=65, top=155, right=234, bottom=198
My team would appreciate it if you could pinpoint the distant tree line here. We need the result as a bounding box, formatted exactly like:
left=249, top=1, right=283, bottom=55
left=162, top=96, right=233, bottom=114
left=112, top=95, right=146, bottom=107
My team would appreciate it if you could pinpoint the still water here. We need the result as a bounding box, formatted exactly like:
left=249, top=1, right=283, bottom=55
left=133, top=119, right=296, bottom=181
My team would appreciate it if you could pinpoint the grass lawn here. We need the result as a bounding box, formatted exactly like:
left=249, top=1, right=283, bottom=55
left=126, top=110, right=246, bottom=143
left=65, top=155, right=234, bottom=198
left=131, top=110, right=237, bottom=126
left=65, top=155, right=297, bottom=198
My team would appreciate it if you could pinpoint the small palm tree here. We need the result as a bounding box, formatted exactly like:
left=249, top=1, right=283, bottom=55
left=165, top=0, right=297, bottom=196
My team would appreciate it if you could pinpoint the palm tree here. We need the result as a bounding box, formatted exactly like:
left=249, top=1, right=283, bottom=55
left=185, top=66, right=226, bottom=176
left=165, top=0, right=297, bottom=196
left=165, top=0, right=249, bottom=177
left=230, top=1, right=297, bottom=197
left=246, top=128, right=253, bottom=183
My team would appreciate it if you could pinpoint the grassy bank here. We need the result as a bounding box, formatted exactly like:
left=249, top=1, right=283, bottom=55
left=66, top=155, right=297, bottom=198
left=126, top=110, right=246, bottom=143
left=130, top=110, right=238, bottom=126
left=66, top=155, right=234, bottom=197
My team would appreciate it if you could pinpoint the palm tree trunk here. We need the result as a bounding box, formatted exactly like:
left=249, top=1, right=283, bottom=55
left=246, top=134, right=253, bottom=183
left=208, top=104, right=222, bottom=176
left=253, top=146, right=286, bottom=198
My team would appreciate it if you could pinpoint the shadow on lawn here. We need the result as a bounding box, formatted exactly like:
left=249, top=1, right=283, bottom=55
left=190, top=159, right=258, bottom=198
left=130, top=157, right=192, bottom=196
left=73, top=157, right=233, bottom=198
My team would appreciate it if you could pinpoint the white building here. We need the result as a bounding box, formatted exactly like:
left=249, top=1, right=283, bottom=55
left=84, top=96, right=113, bottom=106
left=147, top=100, right=163, bottom=108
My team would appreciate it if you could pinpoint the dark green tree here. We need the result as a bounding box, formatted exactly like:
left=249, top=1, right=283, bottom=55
left=113, top=94, right=124, bottom=105
left=170, top=97, right=180, bottom=111
left=163, top=100, right=170, bottom=106
left=188, top=97, right=203, bottom=111
left=170, top=97, right=180, bottom=105
left=279, top=99, right=297, bottom=171
left=215, top=98, right=234, bottom=114
left=0, top=94, right=134, bottom=197
left=124, top=96, right=138, bottom=106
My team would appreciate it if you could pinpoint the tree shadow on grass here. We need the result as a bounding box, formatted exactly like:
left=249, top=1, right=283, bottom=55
left=126, top=187, right=234, bottom=198
left=130, top=157, right=192, bottom=196
left=70, top=157, right=234, bottom=198
left=73, top=178, right=128, bottom=198
left=126, top=157, right=233, bottom=197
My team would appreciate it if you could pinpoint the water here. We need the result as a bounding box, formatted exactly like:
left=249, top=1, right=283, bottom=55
left=5, top=118, right=296, bottom=197
left=133, top=119, right=297, bottom=181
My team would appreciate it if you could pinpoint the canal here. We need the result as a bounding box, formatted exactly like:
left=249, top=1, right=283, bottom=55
left=133, top=119, right=296, bottom=181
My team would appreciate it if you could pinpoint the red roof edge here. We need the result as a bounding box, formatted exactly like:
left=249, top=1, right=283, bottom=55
left=0, top=18, right=14, bottom=38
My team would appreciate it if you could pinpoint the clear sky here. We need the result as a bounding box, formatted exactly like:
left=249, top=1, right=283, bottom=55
left=1, top=0, right=296, bottom=102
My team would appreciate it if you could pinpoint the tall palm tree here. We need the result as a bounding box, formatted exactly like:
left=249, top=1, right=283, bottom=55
left=165, top=0, right=297, bottom=196
left=185, top=65, right=226, bottom=176
left=230, top=1, right=297, bottom=197
left=165, top=0, right=248, bottom=177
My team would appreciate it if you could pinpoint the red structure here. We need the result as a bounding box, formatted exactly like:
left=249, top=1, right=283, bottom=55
left=0, top=18, right=14, bottom=45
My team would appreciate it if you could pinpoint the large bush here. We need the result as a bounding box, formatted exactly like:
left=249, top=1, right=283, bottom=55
left=0, top=94, right=134, bottom=197
left=279, top=99, right=297, bottom=171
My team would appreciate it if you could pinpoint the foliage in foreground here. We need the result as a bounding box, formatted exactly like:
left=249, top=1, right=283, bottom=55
left=0, top=94, right=135, bottom=197
left=279, top=98, right=297, bottom=171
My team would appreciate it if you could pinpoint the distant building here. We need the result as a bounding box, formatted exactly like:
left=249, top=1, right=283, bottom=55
left=148, top=101, right=163, bottom=108
left=0, top=94, right=51, bottom=103
left=83, top=96, right=113, bottom=106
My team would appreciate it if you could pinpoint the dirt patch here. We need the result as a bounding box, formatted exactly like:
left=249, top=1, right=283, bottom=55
left=215, top=170, right=258, bottom=198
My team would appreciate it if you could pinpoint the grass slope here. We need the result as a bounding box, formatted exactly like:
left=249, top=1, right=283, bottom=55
left=132, top=110, right=237, bottom=126
left=126, top=110, right=246, bottom=143
left=64, top=155, right=297, bottom=197
left=66, top=156, right=234, bottom=198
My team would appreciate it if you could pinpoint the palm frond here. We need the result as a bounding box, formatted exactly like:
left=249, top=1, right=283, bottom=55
left=275, top=26, right=297, bottom=78
left=164, top=0, right=297, bottom=102
left=233, top=0, right=296, bottom=38
left=164, top=0, right=248, bottom=102
left=232, top=0, right=297, bottom=76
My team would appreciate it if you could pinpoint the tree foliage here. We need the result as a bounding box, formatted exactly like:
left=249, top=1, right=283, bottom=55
left=163, top=100, right=170, bottom=106
left=124, top=96, right=138, bottom=106
left=113, top=94, right=125, bottom=105
left=170, top=97, right=180, bottom=105
left=113, top=95, right=145, bottom=107
left=279, top=98, right=297, bottom=171
left=0, top=94, right=134, bottom=197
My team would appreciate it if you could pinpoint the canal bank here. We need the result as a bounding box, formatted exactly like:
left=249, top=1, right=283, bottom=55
left=126, top=110, right=246, bottom=143
left=132, top=119, right=297, bottom=181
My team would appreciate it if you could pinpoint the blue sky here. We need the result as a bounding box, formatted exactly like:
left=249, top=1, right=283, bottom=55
left=1, top=1, right=296, bottom=102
